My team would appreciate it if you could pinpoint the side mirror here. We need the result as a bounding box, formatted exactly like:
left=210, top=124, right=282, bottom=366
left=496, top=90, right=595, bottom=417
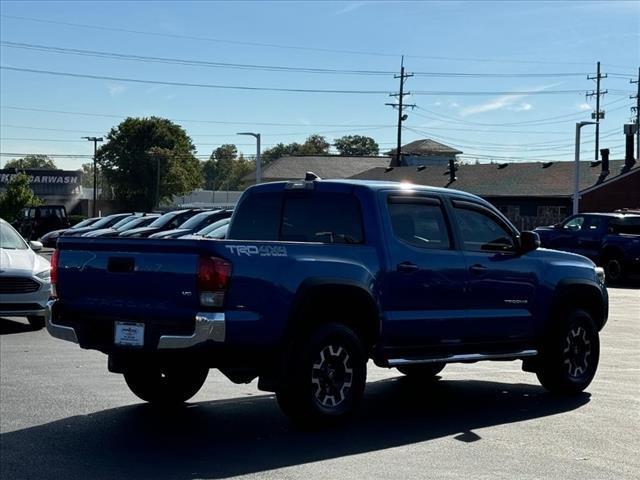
left=553, top=223, right=561, bottom=229
left=519, top=231, right=540, bottom=254
left=29, top=240, right=43, bottom=252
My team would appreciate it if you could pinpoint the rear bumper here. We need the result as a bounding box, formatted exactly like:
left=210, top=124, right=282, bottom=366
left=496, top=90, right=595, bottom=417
left=45, top=300, right=225, bottom=349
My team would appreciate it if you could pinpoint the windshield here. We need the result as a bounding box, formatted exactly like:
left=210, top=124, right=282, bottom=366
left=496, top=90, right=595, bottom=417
left=111, top=216, right=138, bottom=229
left=149, top=211, right=182, bottom=228
left=196, top=218, right=230, bottom=236
left=71, top=217, right=100, bottom=229
left=205, top=224, right=229, bottom=239
left=178, top=211, right=219, bottom=229
left=90, top=214, right=127, bottom=229
left=119, top=216, right=158, bottom=231
left=0, top=221, right=28, bottom=250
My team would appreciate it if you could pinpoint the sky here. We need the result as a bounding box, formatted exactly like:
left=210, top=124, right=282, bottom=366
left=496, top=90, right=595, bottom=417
left=0, top=0, right=639, bottom=170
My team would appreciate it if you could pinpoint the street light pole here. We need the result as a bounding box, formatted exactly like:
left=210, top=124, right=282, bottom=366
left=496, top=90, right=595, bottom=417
left=82, top=136, right=103, bottom=217
left=237, top=132, right=261, bottom=184
left=573, top=122, right=596, bottom=215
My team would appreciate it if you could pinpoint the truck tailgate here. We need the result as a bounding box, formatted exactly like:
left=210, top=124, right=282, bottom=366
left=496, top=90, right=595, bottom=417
left=55, top=238, right=210, bottom=347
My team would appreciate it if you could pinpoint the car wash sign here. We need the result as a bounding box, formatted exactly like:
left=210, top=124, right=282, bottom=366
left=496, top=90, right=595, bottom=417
left=0, top=169, right=82, bottom=195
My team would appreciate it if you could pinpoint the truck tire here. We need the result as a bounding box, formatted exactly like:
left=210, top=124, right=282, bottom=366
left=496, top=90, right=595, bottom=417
left=603, top=253, right=626, bottom=284
left=276, top=323, right=367, bottom=426
left=123, top=364, right=209, bottom=404
left=536, top=309, right=599, bottom=394
left=397, top=362, right=445, bottom=379
left=27, top=316, right=45, bottom=330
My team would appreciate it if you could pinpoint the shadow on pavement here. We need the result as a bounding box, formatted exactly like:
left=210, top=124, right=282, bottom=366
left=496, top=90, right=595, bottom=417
left=0, top=377, right=590, bottom=480
left=0, top=318, right=34, bottom=335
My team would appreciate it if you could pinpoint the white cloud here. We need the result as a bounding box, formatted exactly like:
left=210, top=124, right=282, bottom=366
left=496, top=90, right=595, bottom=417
left=434, top=101, right=442, bottom=106
left=449, top=101, right=460, bottom=109
left=460, top=83, right=560, bottom=117
left=513, top=103, right=533, bottom=112
left=334, top=1, right=368, bottom=15
left=460, top=94, right=526, bottom=117
left=107, top=83, right=126, bottom=97
left=578, top=103, right=592, bottom=111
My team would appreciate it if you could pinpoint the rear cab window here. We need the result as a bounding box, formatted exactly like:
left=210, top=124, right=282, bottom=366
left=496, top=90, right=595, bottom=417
left=281, top=193, right=363, bottom=244
left=227, top=190, right=364, bottom=244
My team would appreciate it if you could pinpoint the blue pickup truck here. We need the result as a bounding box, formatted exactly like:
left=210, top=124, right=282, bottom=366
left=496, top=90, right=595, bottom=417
left=46, top=178, right=609, bottom=425
left=534, top=212, right=640, bottom=283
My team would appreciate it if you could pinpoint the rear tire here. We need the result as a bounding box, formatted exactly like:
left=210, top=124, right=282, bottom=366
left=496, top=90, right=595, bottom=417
left=536, top=309, right=599, bottom=394
left=603, top=253, right=626, bottom=284
left=276, top=323, right=367, bottom=427
left=397, top=362, right=445, bottom=379
left=123, top=363, right=208, bottom=404
left=27, top=316, right=45, bottom=330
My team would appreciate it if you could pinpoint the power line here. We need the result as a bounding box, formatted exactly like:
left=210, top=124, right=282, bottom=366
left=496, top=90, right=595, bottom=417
left=5, top=40, right=630, bottom=79
left=1, top=14, right=635, bottom=69
left=0, top=124, right=394, bottom=138
left=0, top=105, right=394, bottom=127
left=0, top=66, right=391, bottom=94
left=413, top=98, right=629, bottom=127
left=0, top=65, right=595, bottom=96
left=0, top=41, right=393, bottom=76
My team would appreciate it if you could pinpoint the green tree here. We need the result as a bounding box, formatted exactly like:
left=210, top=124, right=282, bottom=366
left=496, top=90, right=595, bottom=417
left=96, top=117, right=202, bottom=210
left=4, top=155, right=57, bottom=170
left=0, top=173, right=42, bottom=222
left=261, top=135, right=330, bottom=164
left=333, top=135, right=379, bottom=156
left=202, top=145, right=255, bottom=190
left=299, top=134, right=330, bottom=155
left=80, top=162, right=109, bottom=190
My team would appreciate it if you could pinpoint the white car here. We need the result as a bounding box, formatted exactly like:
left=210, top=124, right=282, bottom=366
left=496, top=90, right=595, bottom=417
left=0, top=218, right=52, bottom=329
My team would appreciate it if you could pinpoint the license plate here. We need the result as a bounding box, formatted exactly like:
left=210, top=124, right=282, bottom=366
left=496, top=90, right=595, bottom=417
left=114, top=322, right=145, bottom=347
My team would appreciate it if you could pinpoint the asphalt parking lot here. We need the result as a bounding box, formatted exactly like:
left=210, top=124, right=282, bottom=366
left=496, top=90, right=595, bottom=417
left=0, top=286, right=638, bottom=480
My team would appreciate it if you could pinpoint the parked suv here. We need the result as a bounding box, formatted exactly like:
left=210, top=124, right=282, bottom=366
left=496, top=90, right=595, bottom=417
left=17, top=205, right=69, bottom=241
left=535, top=212, right=640, bottom=282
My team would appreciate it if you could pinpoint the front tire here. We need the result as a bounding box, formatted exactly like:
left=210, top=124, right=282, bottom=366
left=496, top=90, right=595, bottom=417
left=276, top=323, right=367, bottom=426
left=603, top=253, right=626, bottom=284
left=27, top=316, right=45, bottom=330
left=123, top=363, right=208, bottom=404
left=536, top=309, right=600, bottom=394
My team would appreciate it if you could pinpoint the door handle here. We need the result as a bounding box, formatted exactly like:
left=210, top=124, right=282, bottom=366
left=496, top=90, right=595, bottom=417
left=397, top=262, right=419, bottom=273
left=469, top=264, right=488, bottom=275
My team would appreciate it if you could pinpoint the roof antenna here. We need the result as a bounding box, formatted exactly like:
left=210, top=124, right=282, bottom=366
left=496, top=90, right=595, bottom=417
left=305, top=171, right=321, bottom=181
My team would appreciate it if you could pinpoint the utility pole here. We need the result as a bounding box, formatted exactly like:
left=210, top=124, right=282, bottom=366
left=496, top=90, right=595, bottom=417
left=586, top=61, right=608, bottom=160
left=386, top=56, right=416, bottom=167
left=631, top=67, right=640, bottom=160
left=82, top=136, right=103, bottom=217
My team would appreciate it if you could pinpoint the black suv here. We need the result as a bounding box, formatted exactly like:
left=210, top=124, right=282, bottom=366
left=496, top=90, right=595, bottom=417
left=17, top=205, right=70, bottom=240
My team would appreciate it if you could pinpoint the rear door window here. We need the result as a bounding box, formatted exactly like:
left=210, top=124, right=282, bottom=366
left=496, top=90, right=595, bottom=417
left=280, top=193, right=363, bottom=244
left=387, top=197, right=451, bottom=249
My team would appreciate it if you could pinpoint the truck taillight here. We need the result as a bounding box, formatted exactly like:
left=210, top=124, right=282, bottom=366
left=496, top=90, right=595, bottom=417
left=51, top=249, right=60, bottom=298
left=198, top=256, right=231, bottom=307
